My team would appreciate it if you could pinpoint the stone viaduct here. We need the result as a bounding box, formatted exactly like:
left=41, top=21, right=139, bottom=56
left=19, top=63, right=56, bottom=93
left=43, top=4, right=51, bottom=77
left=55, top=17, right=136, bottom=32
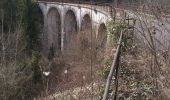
left=38, top=1, right=126, bottom=54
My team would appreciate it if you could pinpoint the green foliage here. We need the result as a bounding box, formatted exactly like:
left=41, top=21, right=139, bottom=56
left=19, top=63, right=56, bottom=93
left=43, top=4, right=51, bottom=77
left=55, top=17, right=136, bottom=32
left=0, top=0, right=17, bottom=32
left=99, top=58, right=113, bottom=79
left=106, top=20, right=128, bottom=47
left=0, top=0, right=44, bottom=99
left=0, top=57, right=43, bottom=100
left=126, top=82, right=153, bottom=100
left=121, top=29, right=134, bottom=54
left=26, top=0, right=44, bottom=52
left=31, top=51, right=42, bottom=84
left=119, top=63, right=134, bottom=79
left=0, top=0, right=43, bottom=53
left=98, top=60, right=153, bottom=100
left=17, top=0, right=44, bottom=52
left=16, top=0, right=27, bottom=24
left=113, top=23, right=127, bottom=41
left=99, top=85, right=105, bottom=100
left=106, top=20, right=134, bottom=54
left=13, top=51, right=42, bottom=100
left=118, top=63, right=154, bottom=99
left=98, top=84, right=113, bottom=100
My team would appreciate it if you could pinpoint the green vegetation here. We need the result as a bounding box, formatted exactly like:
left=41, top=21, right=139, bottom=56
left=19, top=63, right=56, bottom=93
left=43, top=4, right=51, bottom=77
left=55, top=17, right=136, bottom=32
left=31, top=51, right=42, bottom=84
left=106, top=19, right=134, bottom=53
left=99, top=19, right=136, bottom=99
left=1, top=0, right=170, bottom=99
left=0, top=0, right=43, bottom=53
left=0, top=0, right=44, bottom=99
left=99, top=57, right=113, bottom=79
left=24, top=0, right=44, bottom=52
left=106, top=20, right=127, bottom=47
left=99, top=54, right=154, bottom=99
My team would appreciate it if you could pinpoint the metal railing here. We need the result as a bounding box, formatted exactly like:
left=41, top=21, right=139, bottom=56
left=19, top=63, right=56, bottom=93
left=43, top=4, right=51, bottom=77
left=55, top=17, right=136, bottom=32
left=102, top=30, right=123, bottom=100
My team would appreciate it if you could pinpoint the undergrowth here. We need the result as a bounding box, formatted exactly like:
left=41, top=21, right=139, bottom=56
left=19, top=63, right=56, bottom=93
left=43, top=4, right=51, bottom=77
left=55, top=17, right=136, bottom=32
left=99, top=20, right=153, bottom=99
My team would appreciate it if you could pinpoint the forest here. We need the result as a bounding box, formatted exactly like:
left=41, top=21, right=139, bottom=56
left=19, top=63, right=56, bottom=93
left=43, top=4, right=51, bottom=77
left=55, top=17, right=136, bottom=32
left=1, top=0, right=170, bottom=100
left=0, top=0, right=43, bottom=100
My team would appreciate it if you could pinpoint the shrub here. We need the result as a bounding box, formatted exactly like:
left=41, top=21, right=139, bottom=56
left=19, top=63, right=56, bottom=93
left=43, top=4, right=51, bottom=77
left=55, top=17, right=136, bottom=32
left=31, top=50, right=42, bottom=84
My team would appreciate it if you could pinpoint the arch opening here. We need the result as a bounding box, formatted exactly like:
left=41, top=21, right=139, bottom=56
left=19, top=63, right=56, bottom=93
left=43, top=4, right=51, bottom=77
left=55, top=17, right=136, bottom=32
left=81, top=14, right=92, bottom=31
left=97, top=23, right=107, bottom=50
left=96, top=23, right=107, bottom=61
left=64, top=10, right=78, bottom=53
left=79, top=14, right=92, bottom=51
left=47, top=7, right=61, bottom=54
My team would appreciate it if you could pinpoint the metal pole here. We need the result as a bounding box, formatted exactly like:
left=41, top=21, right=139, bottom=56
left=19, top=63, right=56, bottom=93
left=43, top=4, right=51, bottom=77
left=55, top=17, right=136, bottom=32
left=90, top=0, right=93, bottom=99
left=102, top=31, right=123, bottom=100
left=113, top=49, right=121, bottom=100
left=1, top=9, right=5, bottom=64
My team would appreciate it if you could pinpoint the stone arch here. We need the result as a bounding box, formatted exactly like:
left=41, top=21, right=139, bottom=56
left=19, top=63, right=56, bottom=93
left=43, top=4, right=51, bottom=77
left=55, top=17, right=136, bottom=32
left=97, top=23, right=107, bottom=49
left=64, top=9, right=78, bottom=53
left=38, top=3, right=46, bottom=16
left=79, top=14, right=92, bottom=51
left=81, top=14, right=92, bottom=31
left=37, top=6, right=44, bottom=34
left=47, top=7, right=61, bottom=54
left=96, top=23, right=107, bottom=61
